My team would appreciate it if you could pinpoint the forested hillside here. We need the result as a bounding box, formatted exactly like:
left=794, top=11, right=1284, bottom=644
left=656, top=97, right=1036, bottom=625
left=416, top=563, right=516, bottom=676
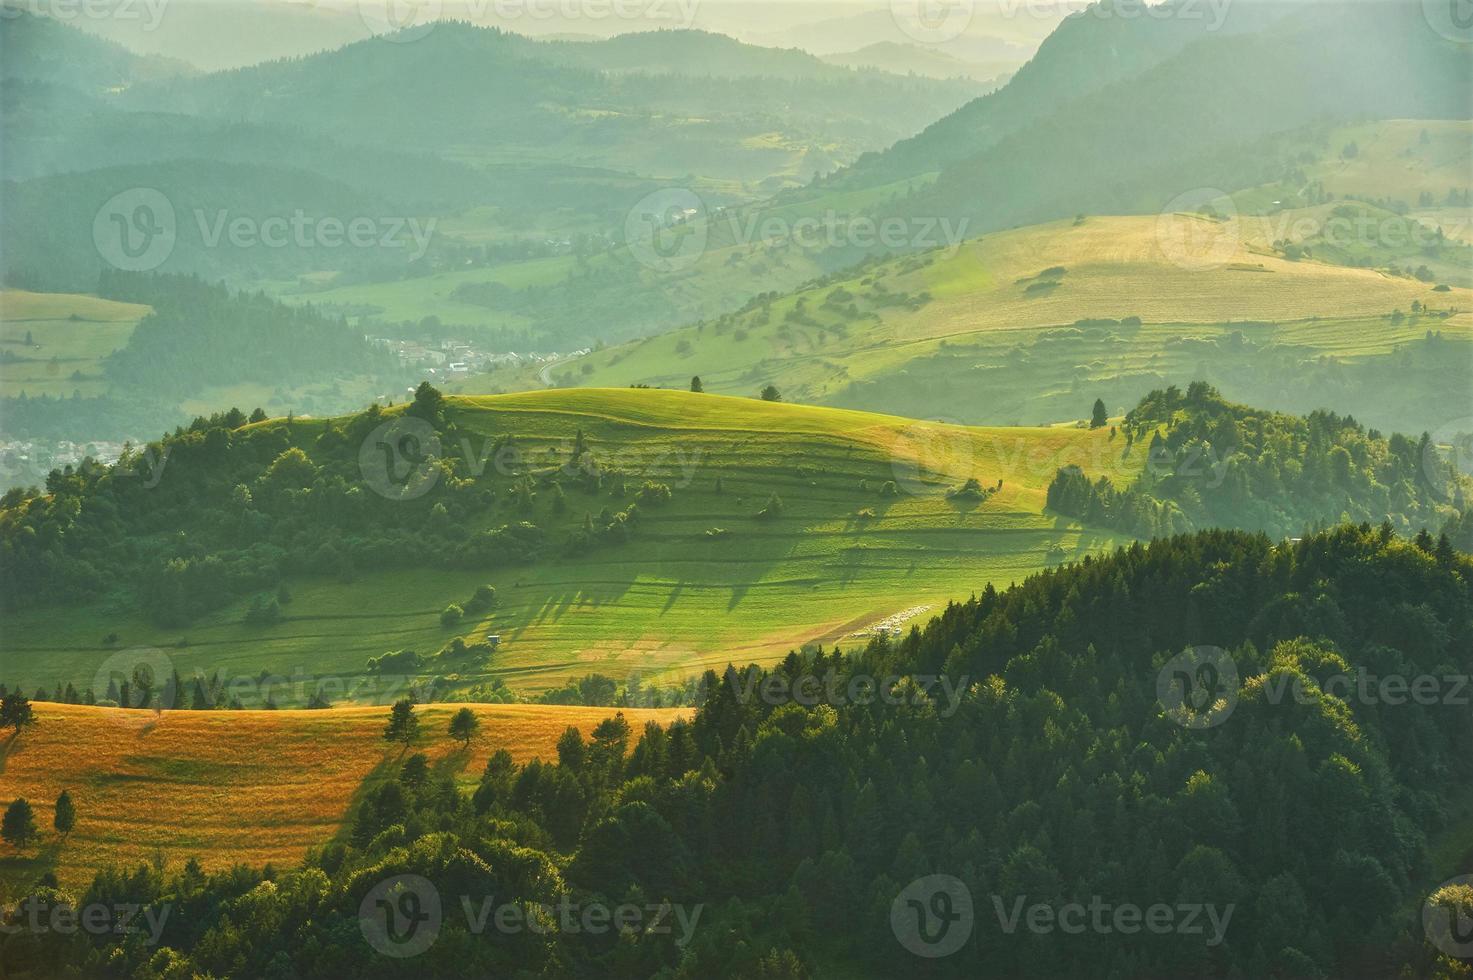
left=7, top=523, right=1469, bottom=977
left=0, top=273, right=407, bottom=443
left=1047, top=383, right=1471, bottom=541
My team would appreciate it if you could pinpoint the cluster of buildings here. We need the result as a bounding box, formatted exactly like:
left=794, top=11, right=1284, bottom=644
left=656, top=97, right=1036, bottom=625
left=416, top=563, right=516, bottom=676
left=0, top=437, right=130, bottom=487
left=368, top=337, right=589, bottom=381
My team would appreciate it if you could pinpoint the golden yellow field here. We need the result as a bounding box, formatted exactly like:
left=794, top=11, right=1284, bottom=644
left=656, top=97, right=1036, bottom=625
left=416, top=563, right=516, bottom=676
left=0, top=702, right=690, bottom=894
left=562, top=213, right=1472, bottom=407
left=913, top=214, right=1460, bottom=339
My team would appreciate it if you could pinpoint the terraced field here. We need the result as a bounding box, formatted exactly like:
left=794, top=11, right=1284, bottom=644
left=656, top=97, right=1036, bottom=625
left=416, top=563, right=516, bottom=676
left=550, top=213, right=1472, bottom=432
left=0, top=389, right=1142, bottom=698
left=0, top=701, right=689, bottom=894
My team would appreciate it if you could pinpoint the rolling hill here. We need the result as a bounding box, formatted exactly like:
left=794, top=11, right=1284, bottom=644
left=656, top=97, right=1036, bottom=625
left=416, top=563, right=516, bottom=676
left=116, top=22, right=982, bottom=186
left=0, top=6, right=192, bottom=92
left=819, top=42, right=1010, bottom=83
left=0, top=13, right=984, bottom=296
left=0, top=701, right=690, bottom=893
left=0, top=389, right=1144, bottom=700
left=542, top=210, right=1473, bottom=436
left=0, top=290, right=150, bottom=400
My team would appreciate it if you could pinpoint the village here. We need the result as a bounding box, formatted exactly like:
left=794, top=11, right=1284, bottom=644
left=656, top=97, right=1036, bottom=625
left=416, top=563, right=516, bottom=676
left=0, top=437, right=132, bottom=488
left=367, top=336, right=590, bottom=383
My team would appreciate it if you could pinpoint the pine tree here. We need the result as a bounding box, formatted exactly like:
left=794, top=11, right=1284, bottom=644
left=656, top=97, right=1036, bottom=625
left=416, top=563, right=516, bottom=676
left=0, top=691, right=36, bottom=736
left=384, top=698, right=419, bottom=747
left=2, top=798, right=38, bottom=849
left=54, top=790, right=75, bottom=838
left=449, top=707, right=480, bottom=747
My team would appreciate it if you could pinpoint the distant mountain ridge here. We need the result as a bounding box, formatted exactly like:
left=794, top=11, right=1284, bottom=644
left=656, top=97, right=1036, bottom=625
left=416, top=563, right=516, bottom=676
left=0, top=4, right=194, bottom=90
left=807, top=1, right=1470, bottom=239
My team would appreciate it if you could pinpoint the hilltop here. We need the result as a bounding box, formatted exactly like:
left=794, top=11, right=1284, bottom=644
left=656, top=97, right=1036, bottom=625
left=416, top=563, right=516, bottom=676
left=544, top=210, right=1473, bottom=435
left=0, top=388, right=1144, bottom=700
left=0, top=701, right=689, bottom=893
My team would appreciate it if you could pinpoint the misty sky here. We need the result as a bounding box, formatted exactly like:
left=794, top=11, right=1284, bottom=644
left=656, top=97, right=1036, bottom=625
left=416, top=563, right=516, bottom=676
left=23, top=0, right=1071, bottom=70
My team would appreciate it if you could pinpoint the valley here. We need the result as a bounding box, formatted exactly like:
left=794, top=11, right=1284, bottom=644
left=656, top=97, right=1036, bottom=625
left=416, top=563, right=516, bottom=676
left=1, top=2, right=1471, bottom=976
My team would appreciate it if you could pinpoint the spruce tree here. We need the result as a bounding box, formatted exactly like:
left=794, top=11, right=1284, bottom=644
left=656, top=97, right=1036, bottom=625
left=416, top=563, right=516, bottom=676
left=54, top=790, right=75, bottom=838
left=2, top=798, right=38, bottom=849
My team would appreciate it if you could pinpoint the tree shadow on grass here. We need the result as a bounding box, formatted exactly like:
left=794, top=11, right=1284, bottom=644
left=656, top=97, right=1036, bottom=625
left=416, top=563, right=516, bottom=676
left=0, top=730, right=17, bottom=775
left=433, top=745, right=473, bottom=781
left=325, top=754, right=400, bottom=851
left=0, top=840, right=61, bottom=899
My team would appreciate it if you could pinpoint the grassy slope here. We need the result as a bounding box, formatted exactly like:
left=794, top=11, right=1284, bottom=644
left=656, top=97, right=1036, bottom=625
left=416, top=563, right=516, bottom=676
left=0, top=289, right=393, bottom=428
left=1, top=389, right=1143, bottom=695
left=555, top=212, right=1472, bottom=422
left=0, top=702, right=689, bottom=894
left=0, top=290, right=150, bottom=399
left=283, top=174, right=934, bottom=340
left=1299, top=119, right=1472, bottom=203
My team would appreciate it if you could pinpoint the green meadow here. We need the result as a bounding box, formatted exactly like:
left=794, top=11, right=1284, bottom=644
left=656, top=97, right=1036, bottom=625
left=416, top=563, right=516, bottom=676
left=0, top=389, right=1142, bottom=697
left=0, top=290, right=149, bottom=398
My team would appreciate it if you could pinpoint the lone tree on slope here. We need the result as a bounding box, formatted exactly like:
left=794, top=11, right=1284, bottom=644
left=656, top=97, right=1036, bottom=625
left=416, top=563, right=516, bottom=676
left=54, top=790, right=76, bottom=839
left=449, top=707, right=481, bottom=747
left=0, top=691, right=36, bottom=738
left=2, top=798, right=38, bottom=850
left=384, top=698, right=419, bottom=748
